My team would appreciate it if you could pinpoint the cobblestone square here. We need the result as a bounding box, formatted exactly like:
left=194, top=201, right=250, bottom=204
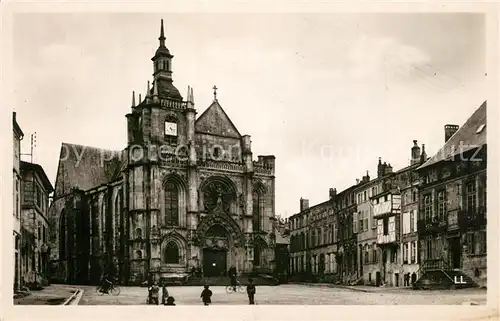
left=78, top=285, right=487, bottom=305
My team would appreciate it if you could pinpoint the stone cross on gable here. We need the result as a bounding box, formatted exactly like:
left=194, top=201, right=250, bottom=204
left=213, top=85, right=218, bottom=101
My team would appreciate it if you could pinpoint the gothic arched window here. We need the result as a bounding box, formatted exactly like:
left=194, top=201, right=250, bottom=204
left=165, top=182, right=179, bottom=226
left=165, top=242, right=179, bottom=264
left=59, top=211, right=66, bottom=260
left=252, top=185, right=265, bottom=232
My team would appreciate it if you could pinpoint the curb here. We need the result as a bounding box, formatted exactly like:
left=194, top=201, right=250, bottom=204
left=62, top=288, right=83, bottom=306
left=291, top=282, right=371, bottom=293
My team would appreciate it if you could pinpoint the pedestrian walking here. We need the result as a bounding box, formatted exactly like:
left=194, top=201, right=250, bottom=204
left=246, top=278, right=256, bottom=305
left=228, top=266, right=237, bottom=291
left=200, top=285, right=212, bottom=306
left=148, top=281, right=160, bottom=305
left=161, top=283, right=169, bottom=305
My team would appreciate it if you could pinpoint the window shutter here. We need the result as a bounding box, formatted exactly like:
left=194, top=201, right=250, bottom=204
left=353, top=212, right=358, bottom=233
left=477, top=176, right=485, bottom=208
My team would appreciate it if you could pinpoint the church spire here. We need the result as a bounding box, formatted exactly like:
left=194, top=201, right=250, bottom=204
left=159, top=19, right=166, bottom=48
left=150, top=19, right=183, bottom=101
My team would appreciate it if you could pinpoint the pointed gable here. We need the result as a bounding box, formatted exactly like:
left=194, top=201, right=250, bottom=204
left=195, top=101, right=241, bottom=138
left=53, top=143, right=125, bottom=197
left=419, top=101, right=487, bottom=169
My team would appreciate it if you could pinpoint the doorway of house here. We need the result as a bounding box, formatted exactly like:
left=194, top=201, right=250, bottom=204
left=449, top=237, right=462, bottom=269
left=375, top=271, right=381, bottom=286
left=319, top=254, right=325, bottom=275
left=203, top=248, right=227, bottom=277
left=395, top=273, right=399, bottom=287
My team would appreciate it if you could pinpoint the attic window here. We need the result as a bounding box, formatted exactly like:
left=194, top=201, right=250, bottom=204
left=476, top=124, right=485, bottom=134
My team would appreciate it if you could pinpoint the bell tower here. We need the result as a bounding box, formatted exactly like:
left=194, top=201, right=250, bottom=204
left=150, top=19, right=182, bottom=101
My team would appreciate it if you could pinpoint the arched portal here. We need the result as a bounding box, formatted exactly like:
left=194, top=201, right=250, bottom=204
left=202, top=224, right=230, bottom=277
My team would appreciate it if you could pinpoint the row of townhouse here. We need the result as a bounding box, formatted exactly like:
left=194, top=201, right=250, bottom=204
left=12, top=112, right=54, bottom=292
left=288, top=101, right=487, bottom=288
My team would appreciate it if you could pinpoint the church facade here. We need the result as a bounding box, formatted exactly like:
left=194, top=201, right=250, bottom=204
left=48, top=20, right=276, bottom=285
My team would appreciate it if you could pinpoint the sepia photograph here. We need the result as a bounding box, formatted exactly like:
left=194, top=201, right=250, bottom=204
left=2, top=3, right=498, bottom=319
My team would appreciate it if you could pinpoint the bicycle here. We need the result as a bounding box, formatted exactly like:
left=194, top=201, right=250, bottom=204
left=225, top=281, right=246, bottom=294
left=96, top=282, right=121, bottom=296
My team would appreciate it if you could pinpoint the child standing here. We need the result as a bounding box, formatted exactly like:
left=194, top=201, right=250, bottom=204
left=161, top=283, right=169, bottom=305
left=200, top=285, right=212, bottom=306
left=246, top=278, right=256, bottom=305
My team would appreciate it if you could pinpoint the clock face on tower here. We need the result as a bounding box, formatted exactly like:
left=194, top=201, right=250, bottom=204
left=165, top=121, right=177, bottom=136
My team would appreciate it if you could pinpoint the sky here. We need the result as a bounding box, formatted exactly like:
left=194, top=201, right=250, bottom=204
left=10, top=13, right=487, bottom=218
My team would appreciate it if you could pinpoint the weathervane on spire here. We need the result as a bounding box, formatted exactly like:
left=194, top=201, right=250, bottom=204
left=213, top=85, right=218, bottom=101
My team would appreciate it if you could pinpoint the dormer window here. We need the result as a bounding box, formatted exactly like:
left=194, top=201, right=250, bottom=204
left=476, top=124, right=485, bottom=134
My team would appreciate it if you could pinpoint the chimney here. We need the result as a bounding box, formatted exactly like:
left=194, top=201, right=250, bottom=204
left=356, top=178, right=360, bottom=184
left=411, top=140, right=421, bottom=165
left=329, top=188, right=337, bottom=200
left=445, top=124, right=459, bottom=142
left=362, top=170, right=370, bottom=183
left=300, top=198, right=309, bottom=212
left=377, top=157, right=383, bottom=178
left=384, top=162, right=393, bottom=175
left=420, top=144, right=427, bottom=163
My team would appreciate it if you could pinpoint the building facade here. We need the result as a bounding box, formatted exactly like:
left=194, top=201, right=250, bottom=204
left=20, top=161, right=54, bottom=286
left=354, top=172, right=381, bottom=286
left=13, top=112, right=24, bottom=291
left=400, top=141, right=423, bottom=286
left=416, top=101, right=487, bottom=287
left=48, top=20, right=276, bottom=285
left=336, top=186, right=358, bottom=283
left=289, top=193, right=339, bottom=283
left=288, top=142, right=429, bottom=287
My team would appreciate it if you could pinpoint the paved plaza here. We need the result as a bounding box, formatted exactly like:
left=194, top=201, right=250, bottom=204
left=77, top=284, right=487, bottom=305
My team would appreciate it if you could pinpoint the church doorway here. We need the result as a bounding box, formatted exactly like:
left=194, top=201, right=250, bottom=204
left=203, top=249, right=227, bottom=277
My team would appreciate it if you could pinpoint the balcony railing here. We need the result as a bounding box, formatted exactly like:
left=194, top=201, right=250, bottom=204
left=199, top=159, right=245, bottom=173
left=420, top=258, right=450, bottom=274
left=373, top=196, right=401, bottom=218
left=376, top=231, right=400, bottom=244
left=464, top=206, right=487, bottom=227
left=446, top=206, right=487, bottom=232
left=254, top=164, right=274, bottom=175
left=417, top=218, right=447, bottom=235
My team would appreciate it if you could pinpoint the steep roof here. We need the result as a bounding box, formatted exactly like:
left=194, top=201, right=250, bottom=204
left=54, top=143, right=125, bottom=197
left=275, top=230, right=290, bottom=245
left=13, top=112, right=24, bottom=138
left=419, top=101, right=487, bottom=170
left=195, top=100, right=241, bottom=138
left=20, top=161, right=54, bottom=193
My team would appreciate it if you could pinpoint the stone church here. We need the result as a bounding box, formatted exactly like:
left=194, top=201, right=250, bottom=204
left=48, top=20, right=276, bottom=285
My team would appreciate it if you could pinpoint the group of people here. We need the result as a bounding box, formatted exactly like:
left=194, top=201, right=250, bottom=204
left=147, top=278, right=257, bottom=306
left=201, top=277, right=256, bottom=305
left=147, top=282, right=176, bottom=305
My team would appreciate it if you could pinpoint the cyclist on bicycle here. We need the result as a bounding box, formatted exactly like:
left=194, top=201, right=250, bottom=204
left=100, top=273, right=113, bottom=294
left=228, top=266, right=237, bottom=291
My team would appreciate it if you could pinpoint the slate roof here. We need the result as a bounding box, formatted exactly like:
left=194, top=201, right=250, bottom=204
left=195, top=100, right=242, bottom=138
left=54, top=143, right=125, bottom=197
left=419, top=101, right=487, bottom=169
left=275, top=230, right=290, bottom=245
left=148, top=79, right=183, bottom=101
